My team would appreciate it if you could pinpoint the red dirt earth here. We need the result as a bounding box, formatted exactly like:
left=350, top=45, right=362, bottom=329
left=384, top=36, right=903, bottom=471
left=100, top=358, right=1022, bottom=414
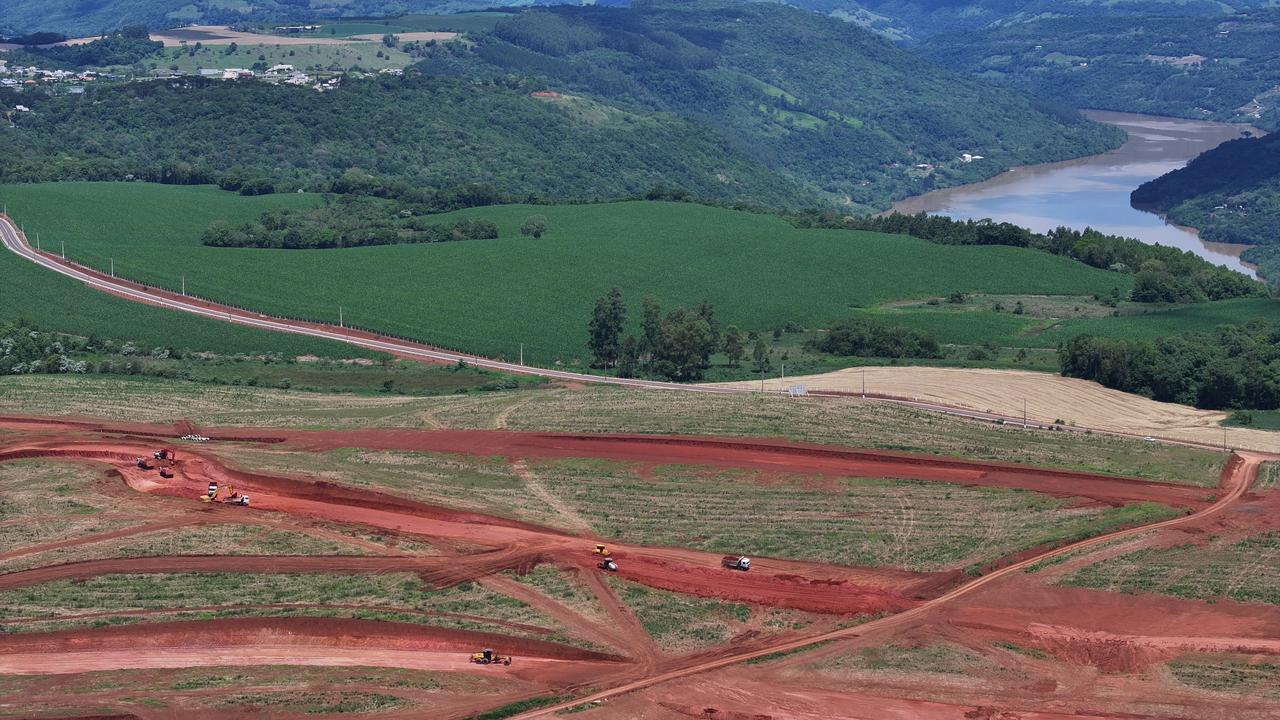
left=0, top=415, right=1276, bottom=720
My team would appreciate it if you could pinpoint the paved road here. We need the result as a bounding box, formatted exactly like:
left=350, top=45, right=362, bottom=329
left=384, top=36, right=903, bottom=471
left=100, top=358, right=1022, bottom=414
left=0, top=213, right=1225, bottom=451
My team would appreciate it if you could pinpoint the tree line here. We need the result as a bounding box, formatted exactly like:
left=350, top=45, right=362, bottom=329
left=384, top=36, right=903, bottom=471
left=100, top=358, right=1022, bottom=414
left=586, top=289, right=770, bottom=381
left=810, top=211, right=1267, bottom=303
left=805, top=316, right=941, bottom=359
left=1059, top=321, right=1280, bottom=410
left=199, top=196, right=499, bottom=249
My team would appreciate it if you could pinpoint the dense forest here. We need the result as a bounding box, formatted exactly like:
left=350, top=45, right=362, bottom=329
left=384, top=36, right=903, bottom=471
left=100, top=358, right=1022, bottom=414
left=921, top=11, right=1280, bottom=130
left=0, top=72, right=815, bottom=208
left=1131, top=133, right=1280, bottom=288
left=2, top=27, right=162, bottom=69
left=1060, top=322, right=1280, bottom=410
left=803, top=212, right=1267, bottom=303
left=412, top=1, right=1124, bottom=212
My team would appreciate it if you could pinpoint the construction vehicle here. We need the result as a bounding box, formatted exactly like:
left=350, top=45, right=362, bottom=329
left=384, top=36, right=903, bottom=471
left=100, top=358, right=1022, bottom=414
left=721, top=555, right=751, bottom=572
left=593, top=544, right=611, bottom=557
left=135, top=457, right=152, bottom=470
left=153, top=448, right=175, bottom=462
left=599, top=558, right=618, bottom=572
left=470, top=648, right=512, bottom=666
left=159, top=468, right=174, bottom=479
left=231, top=494, right=250, bottom=507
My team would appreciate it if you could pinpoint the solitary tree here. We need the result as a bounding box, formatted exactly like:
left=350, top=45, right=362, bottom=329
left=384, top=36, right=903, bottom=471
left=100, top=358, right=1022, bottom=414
left=722, top=325, right=745, bottom=367
left=520, top=215, right=548, bottom=239
left=586, top=288, right=627, bottom=367
left=752, top=338, right=771, bottom=373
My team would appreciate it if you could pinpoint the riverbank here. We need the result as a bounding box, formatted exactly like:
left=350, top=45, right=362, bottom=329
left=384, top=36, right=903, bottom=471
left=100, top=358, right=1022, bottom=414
left=890, top=111, right=1259, bottom=276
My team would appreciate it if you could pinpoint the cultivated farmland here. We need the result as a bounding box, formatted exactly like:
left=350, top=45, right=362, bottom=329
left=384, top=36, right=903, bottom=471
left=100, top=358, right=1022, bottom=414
left=0, top=182, right=1133, bottom=366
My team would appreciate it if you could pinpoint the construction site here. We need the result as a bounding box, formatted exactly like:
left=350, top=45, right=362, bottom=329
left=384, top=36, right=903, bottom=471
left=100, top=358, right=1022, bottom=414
left=0, top=384, right=1277, bottom=719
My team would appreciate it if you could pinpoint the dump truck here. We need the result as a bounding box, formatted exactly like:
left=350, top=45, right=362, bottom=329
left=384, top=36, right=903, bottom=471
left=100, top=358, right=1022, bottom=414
left=721, top=555, right=751, bottom=572
left=135, top=457, right=152, bottom=470
left=159, top=468, right=174, bottom=479
left=153, top=448, right=175, bottom=462
left=470, top=648, right=512, bottom=666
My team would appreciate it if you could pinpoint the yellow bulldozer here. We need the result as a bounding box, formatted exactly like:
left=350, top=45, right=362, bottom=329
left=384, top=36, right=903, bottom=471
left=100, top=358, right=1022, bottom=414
left=470, top=648, right=512, bottom=666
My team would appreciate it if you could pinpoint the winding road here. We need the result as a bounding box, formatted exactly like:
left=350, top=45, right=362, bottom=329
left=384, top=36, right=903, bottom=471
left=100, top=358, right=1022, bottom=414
left=0, top=214, right=1232, bottom=449
left=512, top=451, right=1265, bottom=718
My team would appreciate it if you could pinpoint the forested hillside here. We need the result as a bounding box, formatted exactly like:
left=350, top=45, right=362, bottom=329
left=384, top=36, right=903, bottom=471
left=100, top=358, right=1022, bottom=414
left=0, top=0, right=533, bottom=37
left=0, top=73, right=813, bottom=207
left=1132, top=132, right=1280, bottom=287
left=414, top=1, right=1123, bottom=211
left=921, top=11, right=1280, bottom=130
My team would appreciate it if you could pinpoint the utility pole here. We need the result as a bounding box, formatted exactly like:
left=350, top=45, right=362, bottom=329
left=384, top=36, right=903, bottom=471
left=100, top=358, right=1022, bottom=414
left=110, top=258, right=114, bottom=277
left=1023, top=398, right=1028, bottom=429
left=181, top=275, right=185, bottom=296
left=35, top=233, right=39, bottom=251
left=60, top=240, right=65, bottom=259
left=519, top=343, right=524, bottom=366
left=338, top=305, right=343, bottom=328
left=781, top=362, right=785, bottom=389
left=1223, top=426, right=1228, bottom=452
left=861, top=368, right=866, bottom=398
left=760, top=364, right=765, bottom=393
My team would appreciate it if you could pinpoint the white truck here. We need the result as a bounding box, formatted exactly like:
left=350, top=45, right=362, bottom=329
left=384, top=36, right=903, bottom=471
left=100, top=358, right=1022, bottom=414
left=721, top=555, right=751, bottom=571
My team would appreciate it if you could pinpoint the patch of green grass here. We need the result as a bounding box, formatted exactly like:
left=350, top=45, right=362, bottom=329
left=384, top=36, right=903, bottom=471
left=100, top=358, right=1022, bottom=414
left=822, top=643, right=994, bottom=675
left=1, top=183, right=1131, bottom=367
left=1061, top=532, right=1280, bottom=605
left=535, top=459, right=1181, bottom=572
left=463, top=694, right=575, bottom=720
left=1259, top=462, right=1279, bottom=491
left=0, top=573, right=576, bottom=641
left=221, top=690, right=405, bottom=713
left=606, top=577, right=750, bottom=651
left=158, top=42, right=415, bottom=74
left=1031, top=298, right=1280, bottom=347
left=1223, top=410, right=1280, bottom=431
left=1167, top=657, right=1280, bottom=698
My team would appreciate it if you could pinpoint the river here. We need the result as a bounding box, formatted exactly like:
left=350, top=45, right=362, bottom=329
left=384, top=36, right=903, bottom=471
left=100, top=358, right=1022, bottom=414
left=890, top=110, right=1259, bottom=276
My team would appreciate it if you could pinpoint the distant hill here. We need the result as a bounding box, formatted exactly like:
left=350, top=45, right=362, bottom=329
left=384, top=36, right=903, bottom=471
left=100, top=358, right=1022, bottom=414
left=0, top=73, right=813, bottom=208
left=412, top=1, right=1123, bottom=211
left=921, top=11, right=1280, bottom=130
left=1132, top=132, right=1280, bottom=287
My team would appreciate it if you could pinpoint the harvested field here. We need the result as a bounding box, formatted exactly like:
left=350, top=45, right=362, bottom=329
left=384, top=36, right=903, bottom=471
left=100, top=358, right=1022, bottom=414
left=0, top=377, right=1227, bottom=485
left=713, top=366, right=1280, bottom=454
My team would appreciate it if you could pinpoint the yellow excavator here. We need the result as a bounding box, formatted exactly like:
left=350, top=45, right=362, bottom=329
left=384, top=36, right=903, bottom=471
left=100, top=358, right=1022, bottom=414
left=200, top=483, right=249, bottom=506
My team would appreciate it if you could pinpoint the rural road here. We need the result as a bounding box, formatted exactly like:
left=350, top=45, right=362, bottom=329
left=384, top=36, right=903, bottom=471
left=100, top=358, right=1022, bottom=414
left=512, top=451, right=1265, bottom=718
left=0, top=214, right=1230, bottom=450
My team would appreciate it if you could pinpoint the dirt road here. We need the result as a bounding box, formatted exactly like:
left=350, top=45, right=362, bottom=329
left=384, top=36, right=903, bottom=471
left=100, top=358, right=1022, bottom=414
left=3, top=214, right=1247, bottom=452
left=509, top=452, right=1265, bottom=718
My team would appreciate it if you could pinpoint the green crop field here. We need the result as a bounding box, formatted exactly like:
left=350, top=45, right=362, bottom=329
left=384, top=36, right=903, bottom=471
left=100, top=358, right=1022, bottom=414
left=0, top=183, right=1136, bottom=367
left=0, top=184, right=370, bottom=357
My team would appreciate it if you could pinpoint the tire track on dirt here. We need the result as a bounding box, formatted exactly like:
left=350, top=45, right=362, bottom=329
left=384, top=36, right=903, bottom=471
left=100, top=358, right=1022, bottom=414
left=509, top=452, right=1266, bottom=718
left=511, top=459, right=595, bottom=535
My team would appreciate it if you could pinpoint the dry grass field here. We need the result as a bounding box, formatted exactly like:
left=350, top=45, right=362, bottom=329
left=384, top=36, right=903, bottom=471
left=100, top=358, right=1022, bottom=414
left=714, top=366, right=1280, bottom=453
left=0, top=376, right=1226, bottom=485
